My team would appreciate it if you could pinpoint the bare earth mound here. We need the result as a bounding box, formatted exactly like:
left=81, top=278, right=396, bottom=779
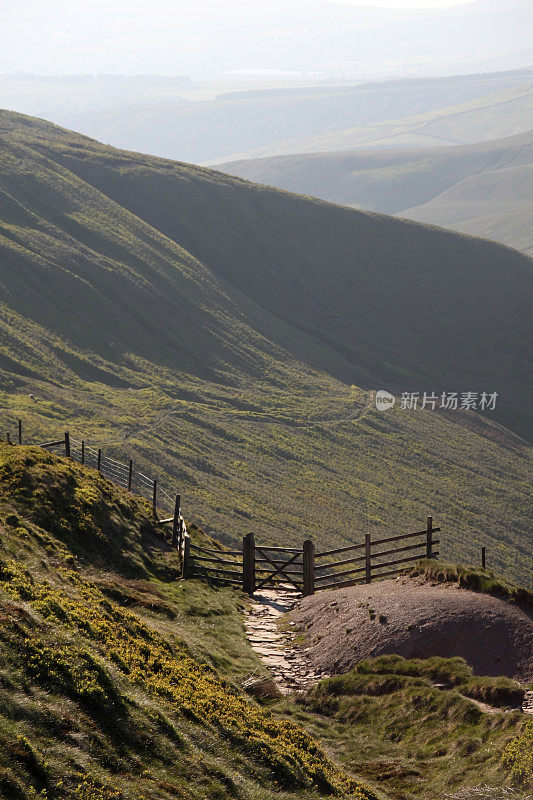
left=293, top=579, right=533, bottom=682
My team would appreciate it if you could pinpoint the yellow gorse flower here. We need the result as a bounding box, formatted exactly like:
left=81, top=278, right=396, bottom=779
left=0, top=558, right=376, bottom=799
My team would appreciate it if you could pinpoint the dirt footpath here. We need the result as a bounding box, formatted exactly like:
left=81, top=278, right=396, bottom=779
left=292, top=578, right=533, bottom=682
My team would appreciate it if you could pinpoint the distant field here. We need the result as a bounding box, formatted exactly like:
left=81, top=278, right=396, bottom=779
left=224, top=80, right=533, bottom=159
left=47, top=70, right=533, bottom=165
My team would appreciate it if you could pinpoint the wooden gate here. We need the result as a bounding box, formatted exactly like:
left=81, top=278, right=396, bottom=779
left=182, top=519, right=440, bottom=597
left=242, top=534, right=315, bottom=595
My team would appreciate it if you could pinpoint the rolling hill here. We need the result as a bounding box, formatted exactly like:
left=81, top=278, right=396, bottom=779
left=224, top=130, right=533, bottom=254
left=0, top=109, right=531, bottom=585
left=52, top=70, right=533, bottom=166
left=219, top=79, right=533, bottom=160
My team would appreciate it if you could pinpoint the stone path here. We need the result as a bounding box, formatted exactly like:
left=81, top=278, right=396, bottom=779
left=244, top=585, right=329, bottom=693
left=244, top=586, right=533, bottom=711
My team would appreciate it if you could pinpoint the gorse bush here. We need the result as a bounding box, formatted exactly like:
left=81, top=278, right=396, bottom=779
left=22, top=639, right=122, bottom=713
left=0, top=557, right=374, bottom=798
left=502, top=720, right=533, bottom=788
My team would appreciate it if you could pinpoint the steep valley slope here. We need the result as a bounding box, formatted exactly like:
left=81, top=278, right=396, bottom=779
left=0, top=442, right=380, bottom=800
left=0, top=109, right=531, bottom=585
left=224, top=130, right=533, bottom=255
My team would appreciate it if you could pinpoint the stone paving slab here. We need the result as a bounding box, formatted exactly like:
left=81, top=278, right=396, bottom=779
left=244, top=584, right=329, bottom=694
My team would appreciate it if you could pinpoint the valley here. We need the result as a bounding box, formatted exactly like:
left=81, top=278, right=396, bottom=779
left=0, top=110, right=531, bottom=585
left=224, top=129, right=533, bottom=255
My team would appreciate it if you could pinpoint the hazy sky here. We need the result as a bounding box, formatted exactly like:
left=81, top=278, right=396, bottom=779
left=2, top=0, right=530, bottom=79
left=330, top=0, right=467, bottom=5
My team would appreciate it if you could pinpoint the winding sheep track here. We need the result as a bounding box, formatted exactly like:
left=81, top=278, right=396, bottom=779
left=114, top=389, right=376, bottom=444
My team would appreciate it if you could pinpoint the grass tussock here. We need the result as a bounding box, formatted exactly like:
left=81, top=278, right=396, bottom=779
left=288, top=654, right=529, bottom=797
left=409, top=560, right=532, bottom=605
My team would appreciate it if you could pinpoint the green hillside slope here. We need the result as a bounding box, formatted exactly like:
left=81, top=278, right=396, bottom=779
left=224, top=130, right=533, bottom=254
left=402, top=163, right=533, bottom=254
left=0, top=110, right=531, bottom=585
left=0, top=443, right=377, bottom=800
left=216, top=81, right=533, bottom=161
left=1, top=445, right=529, bottom=799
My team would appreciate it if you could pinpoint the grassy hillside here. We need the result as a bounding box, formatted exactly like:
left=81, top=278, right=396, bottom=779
left=0, top=445, right=529, bottom=799
left=0, top=443, right=378, bottom=800
left=289, top=655, right=532, bottom=797
left=51, top=71, right=533, bottom=166
left=402, top=161, right=533, bottom=255
left=0, top=110, right=531, bottom=586
left=224, top=130, right=533, bottom=254
left=214, top=79, right=533, bottom=162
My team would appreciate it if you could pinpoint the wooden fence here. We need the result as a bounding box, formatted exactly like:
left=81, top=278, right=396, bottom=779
left=7, top=421, right=451, bottom=593
left=7, top=421, right=185, bottom=547
left=183, top=518, right=440, bottom=596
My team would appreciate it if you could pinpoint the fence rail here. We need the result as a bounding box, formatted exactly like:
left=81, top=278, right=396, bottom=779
left=177, top=519, right=441, bottom=596
left=311, top=519, right=440, bottom=594
left=6, top=421, right=470, bottom=594
left=7, top=420, right=186, bottom=551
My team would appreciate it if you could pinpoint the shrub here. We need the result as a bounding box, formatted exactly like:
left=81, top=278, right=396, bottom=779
left=0, top=558, right=375, bottom=797
left=502, top=720, right=533, bottom=788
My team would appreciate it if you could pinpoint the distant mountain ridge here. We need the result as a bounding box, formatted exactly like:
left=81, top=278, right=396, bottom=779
left=50, top=71, right=533, bottom=165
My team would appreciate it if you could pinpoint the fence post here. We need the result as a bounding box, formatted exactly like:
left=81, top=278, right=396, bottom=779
left=171, top=494, right=181, bottom=548
left=482, top=546, right=486, bottom=570
left=426, top=516, right=433, bottom=559
left=152, top=480, right=157, bottom=518
left=97, top=449, right=102, bottom=472
left=6, top=431, right=12, bottom=445
left=182, top=533, right=191, bottom=579
left=18, top=420, right=22, bottom=445
left=243, top=532, right=255, bottom=595
left=81, top=441, right=85, bottom=464
left=178, top=518, right=184, bottom=552
left=365, top=533, right=372, bottom=584
left=64, top=432, right=70, bottom=458
left=303, top=539, right=315, bottom=597
left=128, top=459, right=133, bottom=491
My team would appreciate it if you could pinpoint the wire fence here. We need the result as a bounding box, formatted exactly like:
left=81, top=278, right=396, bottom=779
left=68, top=437, right=161, bottom=501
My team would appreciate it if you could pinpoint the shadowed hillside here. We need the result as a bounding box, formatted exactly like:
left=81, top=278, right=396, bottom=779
left=0, top=109, right=531, bottom=585
left=224, top=130, right=533, bottom=254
